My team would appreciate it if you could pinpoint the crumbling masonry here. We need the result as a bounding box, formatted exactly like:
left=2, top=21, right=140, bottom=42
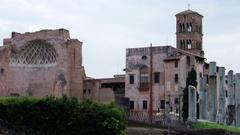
left=0, top=29, right=85, bottom=99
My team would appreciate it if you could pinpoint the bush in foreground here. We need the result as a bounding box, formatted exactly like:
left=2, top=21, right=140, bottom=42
left=0, top=96, right=126, bottom=135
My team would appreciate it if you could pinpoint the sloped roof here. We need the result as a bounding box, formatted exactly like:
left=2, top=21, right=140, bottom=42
left=175, top=9, right=203, bottom=17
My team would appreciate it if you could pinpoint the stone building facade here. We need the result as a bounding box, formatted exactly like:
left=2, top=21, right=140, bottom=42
left=125, top=9, right=240, bottom=126
left=125, top=9, right=205, bottom=122
left=0, top=29, right=85, bottom=99
left=125, top=46, right=204, bottom=120
left=83, top=74, right=125, bottom=103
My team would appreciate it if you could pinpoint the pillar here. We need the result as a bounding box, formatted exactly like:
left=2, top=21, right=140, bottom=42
left=208, top=62, right=217, bottom=122
left=235, top=73, right=240, bottom=126
left=226, top=70, right=234, bottom=125
left=199, top=76, right=207, bottom=119
left=218, top=67, right=225, bottom=124
left=188, top=85, right=197, bottom=121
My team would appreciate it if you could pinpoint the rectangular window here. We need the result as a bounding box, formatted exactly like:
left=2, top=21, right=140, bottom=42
left=187, top=56, right=190, bottom=65
left=175, top=61, right=178, bottom=68
left=154, top=72, right=160, bottom=83
left=130, top=101, right=134, bottom=110
left=175, top=74, right=179, bottom=83
left=160, top=100, right=165, bottom=109
left=187, top=40, right=192, bottom=49
left=143, top=100, right=148, bottom=110
left=129, top=75, right=134, bottom=84
left=140, top=74, right=149, bottom=88
left=175, top=98, right=179, bottom=105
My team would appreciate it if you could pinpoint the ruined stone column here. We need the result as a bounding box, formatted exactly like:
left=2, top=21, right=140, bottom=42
left=208, top=62, right=217, bottom=122
left=226, top=70, right=234, bottom=125
left=199, top=76, right=207, bottom=119
left=188, top=85, right=196, bottom=121
left=218, top=67, right=226, bottom=124
left=235, top=73, right=240, bottom=126
left=228, top=70, right=234, bottom=106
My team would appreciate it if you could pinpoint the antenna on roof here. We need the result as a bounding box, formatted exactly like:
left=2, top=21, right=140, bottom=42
left=188, top=3, right=191, bottom=10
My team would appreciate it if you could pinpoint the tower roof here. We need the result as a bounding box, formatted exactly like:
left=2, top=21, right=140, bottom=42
left=175, top=9, right=203, bottom=17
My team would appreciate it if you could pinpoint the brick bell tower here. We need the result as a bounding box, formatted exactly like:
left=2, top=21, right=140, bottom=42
left=176, top=9, right=204, bottom=56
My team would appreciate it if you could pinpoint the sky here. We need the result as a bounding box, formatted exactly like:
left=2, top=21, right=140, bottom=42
left=0, top=0, right=240, bottom=78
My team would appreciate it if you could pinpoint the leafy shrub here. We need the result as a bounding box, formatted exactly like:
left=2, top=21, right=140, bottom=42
left=0, top=96, right=126, bottom=135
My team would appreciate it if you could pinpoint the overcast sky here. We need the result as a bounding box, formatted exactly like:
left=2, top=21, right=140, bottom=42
left=0, top=0, right=240, bottom=78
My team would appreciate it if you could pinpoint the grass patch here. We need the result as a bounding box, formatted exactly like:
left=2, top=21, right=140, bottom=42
left=193, top=121, right=240, bottom=133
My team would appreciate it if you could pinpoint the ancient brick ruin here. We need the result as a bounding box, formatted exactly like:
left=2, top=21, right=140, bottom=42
left=0, top=29, right=85, bottom=99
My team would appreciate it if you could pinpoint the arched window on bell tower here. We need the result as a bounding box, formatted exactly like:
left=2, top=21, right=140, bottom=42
left=187, top=23, right=192, bottom=32
left=187, top=40, right=192, bottom=49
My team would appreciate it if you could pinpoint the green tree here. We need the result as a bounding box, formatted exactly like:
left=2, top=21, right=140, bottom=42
left=0, top=96, right=126, bottom=135
left=182, top=68, right=197, bottom=122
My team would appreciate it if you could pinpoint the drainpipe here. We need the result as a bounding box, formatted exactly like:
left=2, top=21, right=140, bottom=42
left=149, top=43, right=153, bottom=123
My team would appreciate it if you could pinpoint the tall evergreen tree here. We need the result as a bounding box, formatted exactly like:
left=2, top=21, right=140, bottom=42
left=182, top=68, right=197, bottom=121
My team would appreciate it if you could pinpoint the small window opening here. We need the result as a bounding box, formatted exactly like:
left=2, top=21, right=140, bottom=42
left=154, top=72, right=160, bottom=83
left=160, top=100, right=165, bottom=109
left=143, top=100, right=148, bottom=110
left=175, top=74, right=179, bottom=83
left=179, top=24, right=182, bottom=32
left=175, top=98, right=179, bottom=104
left=180, top=40, right=183, bottom=48
left=182, top=24, right=185, bottom=32
left=129, top=75, right=134, bottom=84
left=187, top=56, right=190, bottom=65
left=187, top=40, right=192, bottom=49
left=130, top=101, right=134, bottom=110
left=142, top=55, right=147, bottom=60
left=175, top=61, right=178, bottom=68
left=187, top=23, right=192, bottom=32
left=188, top=23, right=192, bottom=32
